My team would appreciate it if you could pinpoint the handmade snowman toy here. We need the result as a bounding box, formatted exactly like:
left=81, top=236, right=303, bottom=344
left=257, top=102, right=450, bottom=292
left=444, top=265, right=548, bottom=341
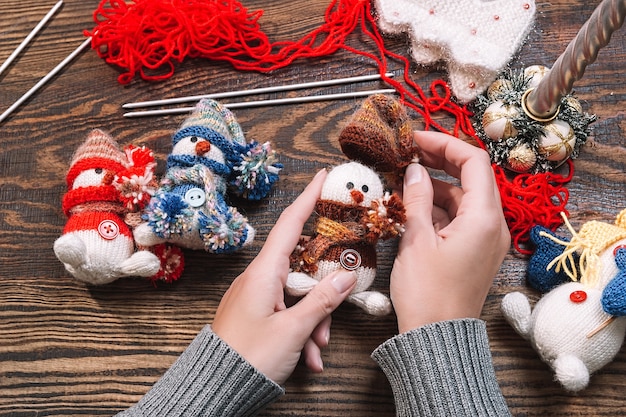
left=502, top=209, right=626, bottom=392
left=287, top=161, right=405, bottom=316
left=286, top=94, right=419, bottom=316
left=54, top=129, right=162, bottom=285
left=133, top=98, right=281, bottom=253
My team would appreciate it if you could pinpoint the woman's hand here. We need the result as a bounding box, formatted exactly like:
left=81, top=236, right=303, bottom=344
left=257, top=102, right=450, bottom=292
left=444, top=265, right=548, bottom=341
left=212, top=169, right=357, bottom=384
left=391, top=131, right=511, bottom=333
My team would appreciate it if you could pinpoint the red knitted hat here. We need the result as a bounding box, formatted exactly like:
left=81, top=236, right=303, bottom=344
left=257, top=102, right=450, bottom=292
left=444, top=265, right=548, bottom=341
left=66, top=129, right=127, bottom=189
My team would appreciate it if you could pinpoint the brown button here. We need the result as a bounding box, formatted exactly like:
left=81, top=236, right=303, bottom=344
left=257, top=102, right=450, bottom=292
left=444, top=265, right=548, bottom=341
left=339, top=249, right=361, bottom=270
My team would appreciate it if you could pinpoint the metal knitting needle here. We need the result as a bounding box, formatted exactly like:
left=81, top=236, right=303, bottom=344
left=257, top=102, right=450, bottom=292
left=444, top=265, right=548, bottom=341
left=0, top=0, right=64, bottom=78
left=123, top=89, right=398, bottom=118
left=0, top=36, right=92, bottom=125
left=122, top=72, right=395, bottom=109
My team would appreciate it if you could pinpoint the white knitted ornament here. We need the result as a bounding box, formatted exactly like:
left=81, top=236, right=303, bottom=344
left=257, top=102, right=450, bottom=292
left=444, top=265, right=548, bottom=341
left=287, top=162, right=405, bottom=316
left=375, top=0, right=536, bottom=103
left=502, top=211, right=626, bottom=391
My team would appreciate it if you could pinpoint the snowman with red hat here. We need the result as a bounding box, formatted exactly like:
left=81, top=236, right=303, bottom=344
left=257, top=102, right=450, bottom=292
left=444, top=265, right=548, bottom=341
left=54, top=129, right=161, bottom=285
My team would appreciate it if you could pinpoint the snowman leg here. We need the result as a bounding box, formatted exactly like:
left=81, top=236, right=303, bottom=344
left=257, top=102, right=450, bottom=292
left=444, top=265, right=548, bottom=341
left=285, top=272, right=318, bottom=296
left=133, top=222, right=167, bottom=247
left=501, top=292, right=532, bottom=338
left=348, top=291, right=392, bottom=316
left=53, top=234, right=87, bottom=267
left=119, top=250, right=161, bottom=278
left=552, top=353, right=590, bottom=392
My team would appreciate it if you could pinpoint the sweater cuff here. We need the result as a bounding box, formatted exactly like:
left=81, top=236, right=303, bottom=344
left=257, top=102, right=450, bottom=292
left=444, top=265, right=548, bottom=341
left=371, top=319, right=510, bottom=417
left=120, top=325, right=284, bottom=417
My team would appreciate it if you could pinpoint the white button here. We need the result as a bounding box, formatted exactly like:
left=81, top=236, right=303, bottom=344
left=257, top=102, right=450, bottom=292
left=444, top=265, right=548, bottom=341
left=98, top=220, right=119, bottom=240
left=185, top=188, right=206, bottom=207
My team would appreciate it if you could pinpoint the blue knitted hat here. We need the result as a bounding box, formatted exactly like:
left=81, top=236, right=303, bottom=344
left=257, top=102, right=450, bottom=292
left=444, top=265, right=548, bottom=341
left=169, top=99, right=282, bottom=200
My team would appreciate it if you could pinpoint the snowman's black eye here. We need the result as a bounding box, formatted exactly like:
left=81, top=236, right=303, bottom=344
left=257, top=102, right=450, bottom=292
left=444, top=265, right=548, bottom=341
left=190, top=136, right=198, bottom=143
left=346, top=182, right=354, bottom=190
left=361, top=185, right=369, bottom=193
left=95, top=168, right=103, bottom=174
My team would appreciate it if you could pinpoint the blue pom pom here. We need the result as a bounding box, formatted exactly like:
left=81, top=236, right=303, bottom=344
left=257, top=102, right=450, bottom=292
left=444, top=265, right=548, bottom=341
left=231, top=141, right=282, bottom=200
left=143, top=192, right=193, bottom=238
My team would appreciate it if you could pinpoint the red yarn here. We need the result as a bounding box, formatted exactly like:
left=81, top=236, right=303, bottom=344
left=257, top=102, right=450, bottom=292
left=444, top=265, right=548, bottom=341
left=494, top=160, right=573, bottom=254
left=86, top=0, right=573, bottom=253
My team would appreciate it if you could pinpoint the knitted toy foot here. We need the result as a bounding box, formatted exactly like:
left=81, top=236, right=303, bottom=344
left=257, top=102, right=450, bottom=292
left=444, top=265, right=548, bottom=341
left=54, top=129, right=162, bottom=285
left=552, top=353, right=590, bottom=393
left=285, top=272, right=319, bottom=297
left=347, top=291, right=392, bottom=316
left=137, top=99, right=281, bottom=253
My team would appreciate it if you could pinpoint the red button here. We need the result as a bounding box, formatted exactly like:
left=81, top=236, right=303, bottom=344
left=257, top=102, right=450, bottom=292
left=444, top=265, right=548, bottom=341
left=98, top=220, right=119, bottom=240
left=570, top=290, right=587, bottom=303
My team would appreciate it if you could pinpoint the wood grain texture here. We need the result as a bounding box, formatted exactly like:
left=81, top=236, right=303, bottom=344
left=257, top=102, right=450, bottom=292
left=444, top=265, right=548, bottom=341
left=0, top=0, right=624, bottom=416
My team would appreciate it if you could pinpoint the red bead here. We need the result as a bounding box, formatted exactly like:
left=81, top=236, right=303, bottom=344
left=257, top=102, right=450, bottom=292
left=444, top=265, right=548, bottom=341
left=570, top=290, right=587, bottom=303
left=524, top=3, right=530, bottom=9
left=494, top=15, right=500, bottom=20
left=614, top=244, right=626, bottom=257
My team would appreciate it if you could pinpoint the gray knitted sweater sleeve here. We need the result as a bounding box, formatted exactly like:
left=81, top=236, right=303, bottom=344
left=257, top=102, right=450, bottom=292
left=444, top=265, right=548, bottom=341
left=115, top=325, right=284, bottom=417
left=371, top=318, right=511, bottom=417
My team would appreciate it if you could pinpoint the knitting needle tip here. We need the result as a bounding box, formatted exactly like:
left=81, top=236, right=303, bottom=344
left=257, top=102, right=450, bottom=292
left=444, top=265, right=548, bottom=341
left=0, top=36, right=91, bottom=125
left=0, top=0, right=64, bottom=78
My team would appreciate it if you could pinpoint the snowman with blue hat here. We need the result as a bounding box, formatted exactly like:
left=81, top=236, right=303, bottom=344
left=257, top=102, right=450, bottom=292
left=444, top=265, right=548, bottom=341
left=134, top=98, right=281, bottom=253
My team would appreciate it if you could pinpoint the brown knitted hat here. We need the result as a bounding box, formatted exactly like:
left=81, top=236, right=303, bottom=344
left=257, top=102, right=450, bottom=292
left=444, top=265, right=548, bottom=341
left=338, top=94, right=420, bottom=175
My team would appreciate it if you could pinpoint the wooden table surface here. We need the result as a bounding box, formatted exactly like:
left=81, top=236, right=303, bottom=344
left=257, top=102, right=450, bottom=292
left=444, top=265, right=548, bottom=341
left=1, top=0, right=625, bottom=415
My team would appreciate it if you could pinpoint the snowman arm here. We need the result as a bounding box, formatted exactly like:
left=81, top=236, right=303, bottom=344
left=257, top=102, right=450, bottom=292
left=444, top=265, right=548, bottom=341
left=527, top=225, right=574, bottom=292
left=601, top=248, right=626, bottom=316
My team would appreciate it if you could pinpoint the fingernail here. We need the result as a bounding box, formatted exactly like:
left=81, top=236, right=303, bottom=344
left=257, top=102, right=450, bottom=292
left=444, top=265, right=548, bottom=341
left=314, top=168, right=327, bottom=179
left=405, top=163, right=424, bottom=186
left=324, top=327, right=330, bottom=344
left=331, top=270, right=357, bottom=293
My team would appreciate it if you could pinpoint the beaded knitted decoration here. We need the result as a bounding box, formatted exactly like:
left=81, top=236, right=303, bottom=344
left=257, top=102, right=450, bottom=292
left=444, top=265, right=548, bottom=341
left=374, top=0, right=536, bottom=103
left=133, top=98, right=282, bottom=253
left=86, top=0, right=577, bottom=253
left=501, top=209, right=626, bottom=392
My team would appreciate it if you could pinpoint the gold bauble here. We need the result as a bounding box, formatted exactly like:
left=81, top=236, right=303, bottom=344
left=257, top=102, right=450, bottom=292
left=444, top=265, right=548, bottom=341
left=506, top=143, right=537, bottom=173
left=482, top=100, right=519, bottom=141
left=538, top=119, right=576, bottom=163
left=487, top=79, right=513, bottom=100
left=524, top=65, right=550, bottom=89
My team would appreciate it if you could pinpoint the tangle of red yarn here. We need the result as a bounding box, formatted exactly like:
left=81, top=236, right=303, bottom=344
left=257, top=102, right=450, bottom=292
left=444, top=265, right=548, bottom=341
left=86, top=0, right=573, bottom=253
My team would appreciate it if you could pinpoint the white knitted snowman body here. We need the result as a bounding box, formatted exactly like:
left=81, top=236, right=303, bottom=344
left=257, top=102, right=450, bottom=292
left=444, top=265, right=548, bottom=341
left=502, top=211, right=626, bottom=391
left=287, top=162, right=405, bottom=316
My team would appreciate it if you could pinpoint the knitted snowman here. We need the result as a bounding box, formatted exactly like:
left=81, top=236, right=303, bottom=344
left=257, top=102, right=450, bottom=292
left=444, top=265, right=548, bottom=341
left=133, top=98, right=281, bottom=253
left=287, top=161, right=405, bottom=316
left=502, top=209, right=626, bottom=392
left=53, top=129, right=161, bottom=285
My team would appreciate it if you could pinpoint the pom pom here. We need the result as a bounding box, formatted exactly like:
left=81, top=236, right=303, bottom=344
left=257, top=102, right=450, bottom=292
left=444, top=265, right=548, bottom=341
left=114, top=145, right=158, bottom=210
left=231, top=141, right=282, bottom=200
left=148, top=243, right=185, bottom=284
left=367, top=192, right=406, bottom=239
left=198, top=208, right=249, bottom=253
left=143, top=193, right=194, bottom=238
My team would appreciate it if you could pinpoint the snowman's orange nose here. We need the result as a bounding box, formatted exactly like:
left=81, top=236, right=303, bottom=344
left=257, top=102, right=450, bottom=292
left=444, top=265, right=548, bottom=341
left=350, top=189, right=364, bottom=204
left=195, top=141, right=211, bottom=156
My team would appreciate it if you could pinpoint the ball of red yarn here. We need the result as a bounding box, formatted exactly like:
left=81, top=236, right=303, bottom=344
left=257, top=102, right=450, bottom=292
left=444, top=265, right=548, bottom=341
left=86, top=0, right=271, bottom=84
